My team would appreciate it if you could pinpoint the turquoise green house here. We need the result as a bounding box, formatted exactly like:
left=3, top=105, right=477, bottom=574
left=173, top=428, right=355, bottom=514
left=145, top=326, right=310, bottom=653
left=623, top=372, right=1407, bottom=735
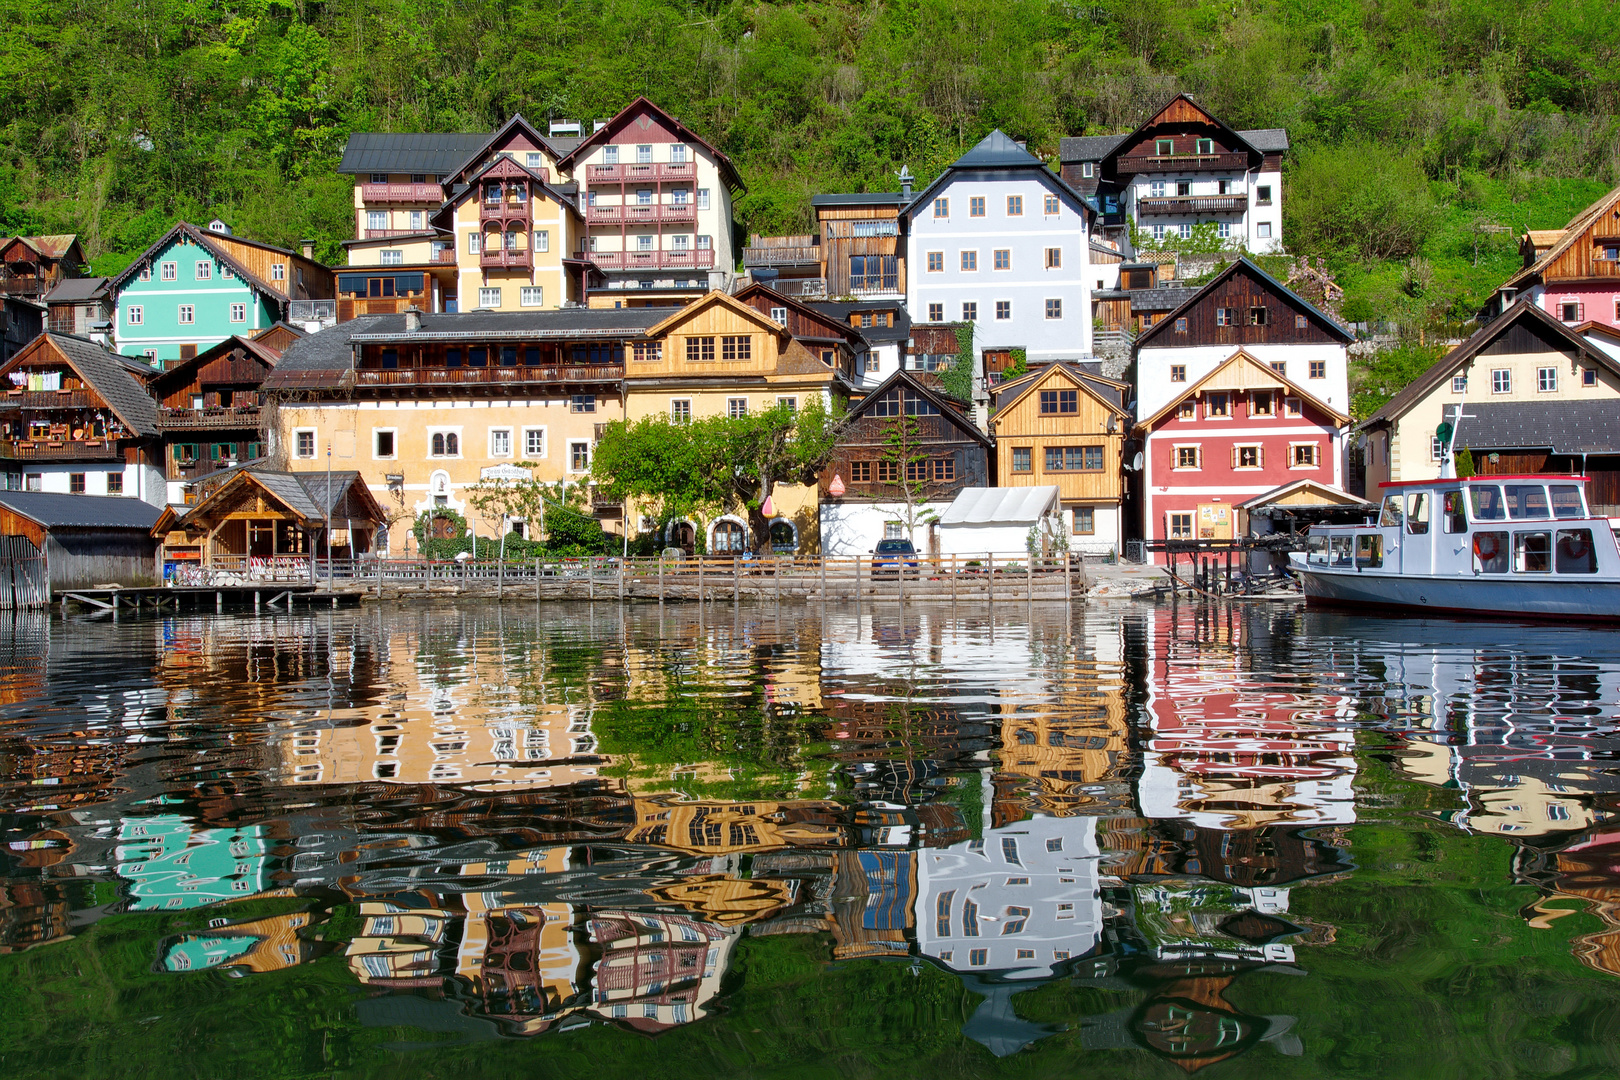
left=115, top=814, right=274, bottom=910
left=107, top=220, right=334, bottom=368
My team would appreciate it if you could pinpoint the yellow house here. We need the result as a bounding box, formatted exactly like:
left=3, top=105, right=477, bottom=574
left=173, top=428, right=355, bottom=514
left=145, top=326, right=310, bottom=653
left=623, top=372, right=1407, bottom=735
left=622, top=291, right=860, bottom=554
left=432, top=155, right=585, bottom=313
left=988, top=362, right=1131, bottom=554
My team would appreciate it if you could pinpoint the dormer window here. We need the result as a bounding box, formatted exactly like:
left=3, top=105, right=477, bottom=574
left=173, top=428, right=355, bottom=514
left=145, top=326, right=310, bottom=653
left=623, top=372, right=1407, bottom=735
left=525, top=153, right=542, bottom=169
left=1196, top=138, right=1214, bottom=154
left=1155, top=138, right=1174, bottom=156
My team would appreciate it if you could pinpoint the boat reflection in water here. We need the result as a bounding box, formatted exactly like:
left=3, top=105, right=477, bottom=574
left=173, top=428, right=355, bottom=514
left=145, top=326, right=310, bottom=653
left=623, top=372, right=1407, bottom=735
left=2, top=601, right=1620, bottom=1074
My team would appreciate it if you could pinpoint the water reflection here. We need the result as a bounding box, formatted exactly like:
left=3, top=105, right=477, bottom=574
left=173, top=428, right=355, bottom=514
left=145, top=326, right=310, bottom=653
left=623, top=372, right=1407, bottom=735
left=3, top=601, right=1620, bottom=1074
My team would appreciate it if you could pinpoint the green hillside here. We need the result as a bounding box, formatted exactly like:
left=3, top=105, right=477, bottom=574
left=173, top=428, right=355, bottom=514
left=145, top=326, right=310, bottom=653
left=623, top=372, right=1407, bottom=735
left=1, top=0, right=1615, bottom=328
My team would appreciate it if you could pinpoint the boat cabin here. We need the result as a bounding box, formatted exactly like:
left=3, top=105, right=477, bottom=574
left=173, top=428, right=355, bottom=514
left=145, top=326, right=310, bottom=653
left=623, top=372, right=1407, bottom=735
left=1303, top=475, right=1619, bottom=578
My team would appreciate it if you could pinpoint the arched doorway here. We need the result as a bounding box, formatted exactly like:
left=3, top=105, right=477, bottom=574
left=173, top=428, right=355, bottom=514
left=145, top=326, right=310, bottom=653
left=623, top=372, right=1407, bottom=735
left=712, top=519, right=748, bottom=554
left=428, top=515, right=459, bottom=541
left=669, top=521, right=696, bottom=555
left=769, top=520, right=797, bottom=554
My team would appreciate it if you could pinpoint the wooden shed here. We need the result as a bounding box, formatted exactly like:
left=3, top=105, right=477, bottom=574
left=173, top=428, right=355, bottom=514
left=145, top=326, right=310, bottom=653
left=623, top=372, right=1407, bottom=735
left=0, top=491, right=163, bottom=602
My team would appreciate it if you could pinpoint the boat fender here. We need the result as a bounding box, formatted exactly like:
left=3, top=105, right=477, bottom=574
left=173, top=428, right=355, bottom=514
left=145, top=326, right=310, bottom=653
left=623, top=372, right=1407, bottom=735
left=1472, top=533, right=1499, bottom=561
left=1559, top=533, right=1590, bottom=560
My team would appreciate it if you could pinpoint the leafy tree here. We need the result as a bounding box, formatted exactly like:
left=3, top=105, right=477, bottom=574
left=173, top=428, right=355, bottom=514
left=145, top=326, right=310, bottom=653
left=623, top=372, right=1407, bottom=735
left=879, top=413, right=942, bottom=544
left=1287, top=141, right=1444, bottom=261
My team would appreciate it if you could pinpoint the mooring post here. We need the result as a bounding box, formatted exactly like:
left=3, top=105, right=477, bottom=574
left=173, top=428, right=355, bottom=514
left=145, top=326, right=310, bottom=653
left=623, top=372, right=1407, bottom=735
left=698, top=556, right=704, bottom=604
left=618, top=556, right=625, bottom=602
left=987, top=552, right=994, bottom=611
left=659, top=554, right=665, bottom=605
left=216, top=591, right=223, bottom=613
left=732, top=556, right=740, bottom=605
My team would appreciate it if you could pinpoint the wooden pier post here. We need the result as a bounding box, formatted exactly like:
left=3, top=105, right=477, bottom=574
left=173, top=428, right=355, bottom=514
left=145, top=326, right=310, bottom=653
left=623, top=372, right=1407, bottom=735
left=733, top=556, right=740, bottom=605
left=659, top=555, right=665, bottom=604
left=216, top=591, right=223, bottom=613
left=698, top=556, right=704, bottom=604
left=987, top=553, right=994, bottom=612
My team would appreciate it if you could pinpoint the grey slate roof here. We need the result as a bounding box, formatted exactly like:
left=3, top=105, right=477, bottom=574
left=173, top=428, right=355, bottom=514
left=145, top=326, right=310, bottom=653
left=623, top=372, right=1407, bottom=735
left=43, top=277, right=108, bottom=303
left=45, top=334, right=160, bottom=436
left=1127, top=286, right=1201, bottom=311
left=261, top=317, right=381, bottom=388
left=804, top=300, right=912, bottom=343
left=337, top=132, right=492, bottom=176
left=1058, top=127, right=1289, bottom=162
left=953, top=130, right=1044, bottom=169
left=809, top=192, right=910, bottom=207
left=1453, top=401, right=1620, bottom=454
left=0, top=491, right=164, bottom=530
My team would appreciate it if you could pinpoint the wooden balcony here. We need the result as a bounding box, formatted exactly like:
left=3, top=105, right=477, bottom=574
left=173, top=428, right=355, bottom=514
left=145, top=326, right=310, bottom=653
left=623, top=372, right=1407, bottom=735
left=359, top=182, right=444, bottom=203
left=431, top=247, right=457, bottom=264
left=1120, top=152, right=1251, bottom=173
left=157, top=406, right=264, bottom=431
left=363, top=228, right=425, bottom=239
left=586, top=203, right=696, bottom=224
left=742, top=244, right=820, bottom=269
left=479, top=248, right=534, bottom=271
left=480, top=199, right=532, bottom=224
left=1135, top=195, right=1248, bottom=216
left=0, top=439, right=127, bottom=462
left=579, top=249, right=716, bottom=271
left=5, top=389, right=102, bottom=410
left=585, top=162, right=696, bottom=183
left=0, top=277, right=48, bottom=297
left=352, top=364, right=623, bottom=389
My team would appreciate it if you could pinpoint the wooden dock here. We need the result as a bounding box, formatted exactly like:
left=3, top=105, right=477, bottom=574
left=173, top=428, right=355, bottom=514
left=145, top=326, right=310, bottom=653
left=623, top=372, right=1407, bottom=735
left=58, top=585, right=362, bottom=616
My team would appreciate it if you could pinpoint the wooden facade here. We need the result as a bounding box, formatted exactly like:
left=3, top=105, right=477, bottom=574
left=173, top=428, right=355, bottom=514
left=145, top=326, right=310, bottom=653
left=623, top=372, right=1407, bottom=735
left=1106, top=96, right=1261, bottom=178
left=149, top=337, right=279, bottom=484
left=0, top=236, right=86, bottom=299
left=818, top=203, right=905, bottom=299
left=1135, top=259, right=1347, bottom=350
left=989, top=364, right=1129, bottom=505
left=818, top=372, right=989, bottom=503
left=731, top=282, right=866, bottom=363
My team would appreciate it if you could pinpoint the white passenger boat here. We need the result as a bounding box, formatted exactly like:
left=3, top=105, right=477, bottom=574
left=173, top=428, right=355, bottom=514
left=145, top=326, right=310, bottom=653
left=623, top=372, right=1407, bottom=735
left=1290, top=475, right=1620, bottom=621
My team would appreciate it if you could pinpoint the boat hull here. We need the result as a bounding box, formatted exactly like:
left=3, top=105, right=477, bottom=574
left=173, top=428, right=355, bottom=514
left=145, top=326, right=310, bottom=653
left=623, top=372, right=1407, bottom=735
left=1292, top=563, right=1620, bottom=622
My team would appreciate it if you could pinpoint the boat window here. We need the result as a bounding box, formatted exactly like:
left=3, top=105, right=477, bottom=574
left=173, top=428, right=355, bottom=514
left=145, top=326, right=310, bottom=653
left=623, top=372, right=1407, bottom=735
left=1306, top=534, right=1329, bottom=565
left=1406, top=493, right=1430, bottom=534
left=1379, top=495, right=1404, bottom=528
left=1556, top=529, right=1598, bottom=574
left=1356, top=534, right=1382, bottom=568
left=1469, top=485, right=1505, bottom=521
left=1549, top=484, right=1586, bottom=519
left=1473, top=530, right=1509, bottom=573
left=1330, top=535, right=1353, bottom=567
left=1514, top=531, right=1552, bottom=572
left=1441, top=490, right=1466, bottom=533
left=1505, top=484, right=1550, bottom=519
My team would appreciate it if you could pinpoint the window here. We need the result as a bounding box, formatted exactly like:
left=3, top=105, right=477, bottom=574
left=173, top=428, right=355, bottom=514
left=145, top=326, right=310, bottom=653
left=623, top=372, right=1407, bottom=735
left=1155, top=138, right=1174, bottom=156
left=1002, top=906, right=1031, bottom=935
left=877, top=460, right=898, bottom=482
left=927, top=303, right=944, bottom=322
left=1256, top=222, right=1272, bottom=238
left=1167, top=316, right=1185, bottom=334
left=524, top=428, right=546, bottom=457
left=1177, top=401, right=1196, bottom=420
left=106, top=473, right=123, bottom=495
left=1045, top=298, right=1063, bottom=319
left=1515, top=531, right=1552, bottom=573
left=1176, top=180, right=1192, bottom=197
left=721, top=336, right=751, bottom=361
left=691, top=187, right=709, bottom=212
left=1431, top=435, right=1443, bottom=461
left=1256, top=185, right=1273, bottom=205
left=933, top=457, right=956, bottom=481
left=1011, top=447, right=1032, bottom=472
left=429, top=431, right=459, bottom=457
left=1039, top=389, right=1078, bottom=414
left=1205, top=392, right=1230, bottom=418
left=1046, top=194, right=1064, bottom=217
left=1538, top=366, right=1557, bottom=392
left=161, top=261, right=177, bottom=281
left=569, top=441, right=590, bottom=472
left=1071, top=506, right=1095, bottom=534
left=1299, top=359, right=1323, bottom=381
left=636, top=144, right=652, bottom=164
left=687, top=336, right=716, bottom=362
left=1175, top=446, right=1200, bottom=470
left=1044, top=446, right=1104, bottom=471
left=933, top=197, right=948, bottom=217
left=1179, top=224, right=1193, bottom=239
left=478, top=287, right=501, bottom=308
left=24, top=474, right=40, bottom=492
left=765, top=305, right=788, bottom=326
left=295, top=430, right=316, bottom=459
left=138, top=265, right=150, bottom=281
left=1452, top=374, right=1468, bottom=393
left=1236, top=445, right=1262, bottom=468
left=1285, top=395, right=1303, bottom=416
left=1006, top=195, right=1023, bottom=216
left=467, top=231, right=480, bottom=254
left=993, top=249, right=1010, bottom=271
left=1557, top=528, right=1599, bottom=573
left=961, top=250, right=978, bottom=272
left=69, top=472, right=85, bottom=494
left=969, top=949, right=988, bottom=967
left=849, top=254, right=897, bottom=290
left=271, top=263, right=285, bottom=281
left=1196, top=138, right=1214, bottom=155
left=489, top=429, right=511, bottom=457
left=1492, top=368, right=1512, bottom=394
left=1249, top=306, right=1267, bottom=325
left=727, top=397, right=748, bottom=418
left=962, top=302, right=977, bottom=321
left=1584, top=367, right=1598, bottom=387
left=851, top=461, right=871, bottom=482
left=1293, top=443, right=1320, bottom=467
left=570, top=395, right=596, bottom=413
left=778, top=396, right=797, bottom=413
left=177, top=304, right=194, bottom=324
left=1251, top=390, right=1274, bottom=416
left=1170, top=364, right=1186, bottom=382
left=1560, top=301, right=1584, bottom=323
left=194, top=261, right=212, bottom=280
left=995, top=300, right=1011, bottom=320
left=142, top=349, right=157, bottom=364
left=1215, top=307, right=1236, bottom=326
left=1150, top=180, right=1166, bottom=198
left=126, top=306, right=143, bottom=326
left=371, top=430, right=396, bottom=459
left=969, top=196, right=985, bottom=217
left=1151, top=224, right=1165, bottom=239
left=926, top=251, right=944, bottom=273
left=229, top=302, right=246, bottom=323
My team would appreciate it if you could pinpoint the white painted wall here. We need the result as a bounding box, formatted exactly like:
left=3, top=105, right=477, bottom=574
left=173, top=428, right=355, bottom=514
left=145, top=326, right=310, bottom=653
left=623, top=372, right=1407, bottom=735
left=1066, top=505, right=1122, bottom=556
left=819, top=500, right=953, bottom=557
left=1123, top=166, right=1283, bottom=255
left=1136, top=342, right=1349, bottom=418
left=15, top=462, right=165, bottom=507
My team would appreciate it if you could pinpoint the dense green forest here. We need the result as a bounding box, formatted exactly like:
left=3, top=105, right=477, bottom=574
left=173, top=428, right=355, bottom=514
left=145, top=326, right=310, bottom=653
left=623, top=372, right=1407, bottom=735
left=1, top=0, right=1616, bottom=328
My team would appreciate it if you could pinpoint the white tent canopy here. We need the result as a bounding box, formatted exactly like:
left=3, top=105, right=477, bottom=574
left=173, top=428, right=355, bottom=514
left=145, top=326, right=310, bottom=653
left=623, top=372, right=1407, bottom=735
left=937, top=486, right=1062, bottom=556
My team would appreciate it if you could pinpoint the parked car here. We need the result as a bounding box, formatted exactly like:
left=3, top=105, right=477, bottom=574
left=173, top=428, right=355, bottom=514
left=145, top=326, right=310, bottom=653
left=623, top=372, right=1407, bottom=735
left=871, top=538, right=919, bottom=578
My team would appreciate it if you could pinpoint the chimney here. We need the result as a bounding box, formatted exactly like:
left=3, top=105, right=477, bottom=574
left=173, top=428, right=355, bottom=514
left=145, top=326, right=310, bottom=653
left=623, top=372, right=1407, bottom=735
left=404, top=306, right=422, bottom=333
left=898, top=166, right=914, bottom=201
left=300, top=239, right=315, bottom=260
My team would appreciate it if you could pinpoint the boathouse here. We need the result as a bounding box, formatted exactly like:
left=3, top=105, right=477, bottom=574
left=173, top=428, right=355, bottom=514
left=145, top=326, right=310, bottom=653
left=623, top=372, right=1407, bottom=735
left=0, top=491, right=163, bottom=603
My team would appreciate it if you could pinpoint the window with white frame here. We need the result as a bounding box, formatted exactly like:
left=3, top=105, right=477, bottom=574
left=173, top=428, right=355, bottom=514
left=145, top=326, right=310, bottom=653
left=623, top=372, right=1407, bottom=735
left=177, top=304, right=194, bottom=324
left=1293, top=443, right=1322, bottom=467
left=1430, top=436, right=1443, bottom=462
left=467, top=232, right=480, bottom=254
left=534, top=230, right=549, bottom=252
left=271, top=263, right=285, bottom=281
left=1178, top=223, right=1193, bottom=239
left=1452, top=374, right=1467, bottom=393
left=670, top=143, right=688, bottom=164
left=1234, top=444, right=1263, bottom=468
left=1174, top=445, right=1201, bottom=469
left=380, top=249, right=403, bottom=266
left=479, top=287, right=502, bottom=308
left=489, top=428, right=512, bottom=457
left=1492, top=368, right=1511, bottom=394
left=1538, top=366, right=1557, bottom=392
left=126, top=306, right=143, bottom=325
left=523, top=428, right=546, bottom=457
left=636, top=144, right=652, bottom=164
left=161, top=262, right=177, bottom=281
left=294, top=429, right=316, bottom=459
left=195, top=261, right=212, bottom=280
left=697, top=188, right=710, bottom=210
left=1256, top=222, right=1272, bottom=238
left=525, top=152, right=543, bottom=169
left=1150, top=181, right=1166, bottom=197
left=1169, top=512, right=1193, bottom=539
left=769, top=306, right=788, bottom=324
left=138, top=265, right=151, bottom=281
left=520, top=286, right=544, bottom=307
left=229, top=303, right=246, bottom=322
left=373, top=429, right=396, bottom=458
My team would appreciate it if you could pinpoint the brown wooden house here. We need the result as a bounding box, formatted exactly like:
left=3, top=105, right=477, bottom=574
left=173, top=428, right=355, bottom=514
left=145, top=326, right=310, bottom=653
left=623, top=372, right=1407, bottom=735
left=0, top=236, right=87, bottom=300
left=731, top=281, right=867, bottom=370
left=817, top=370, right=990, bottom=555
left=149, top=334, right=285, bottom=499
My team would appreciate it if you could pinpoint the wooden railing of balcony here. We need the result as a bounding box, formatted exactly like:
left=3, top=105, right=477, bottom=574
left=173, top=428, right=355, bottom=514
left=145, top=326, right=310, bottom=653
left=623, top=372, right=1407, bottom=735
left=4, top=389, right=103, bottom=410
left=742, top=245, right=821, bottom=268
left=578, top=250, right=716, bottom=271
left=584, top=162, right=696, bottom=183
left=1134, top=195, right=1247, bottom=215
left=479, top=249, right=534, bottom=271
left=363, top=228, right=426, bottom=239
left=1120, top=152, right=1251, bottom=173
left=0, top=439, right=127, bottom=461
left=359, top=182, right=445, bottom=203
left=352, top=365, right=624, bottom=388
left=586, top=203, right=696, bottom=224
left=0, top=277, right=47, bottom=297
left=480, top=198, right=532, bottom=223
left=157, top=406, right=264, bottom=431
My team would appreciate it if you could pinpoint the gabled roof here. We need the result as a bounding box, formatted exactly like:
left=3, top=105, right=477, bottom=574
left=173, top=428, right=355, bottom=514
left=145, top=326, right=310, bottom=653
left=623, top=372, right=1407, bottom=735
left=1133, top=256, right=1352, bottom=349
left=0, top=490, right=163, bottom=530
left=105, top=223, right=307, bottom=303
left=1576, top=320, right=1620, bottom=349
left=42, top=276, right=108, bottom=303
left=1057, top=102, right=1287, bottom=162
left=989, top=361, right=1128, bottom=422
left=1140, top=348, right=1349, bottom=429
left=731, top=282, right=867, bottom=346
left=643, top=290, right=787, bottom=340
left=1236, top=478, right=1369, bottom=511
left=0, top=333, right=160, bottom=436
left=553, top=97, right=744, bottom=191
left=441, top=114, right=559, bottom=188
left=431, top=155, right=581, bottom=223
left=1094, top=93, right=1263, bottom=170
left=1, top=235, right=81, bottom=261
left=1361, top=298, right=1618, bottom=428
left=149, top=335, right=278, bottom=396
left=1499, top=182, right=1620, bottom=292
left=901, top=130, right=1092, bottom=225
left=178, top=469, right=381, bottom=528
left=1453, top=400, right=1620, bottom=455
left=844, top=370, right=992, bottom=447
left=337, top=131, right=491, bottom=176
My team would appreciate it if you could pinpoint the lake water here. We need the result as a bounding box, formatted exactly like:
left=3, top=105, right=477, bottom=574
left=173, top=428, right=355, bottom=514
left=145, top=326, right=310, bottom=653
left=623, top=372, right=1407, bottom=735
left=3, top=599, right=1620, bottom=1079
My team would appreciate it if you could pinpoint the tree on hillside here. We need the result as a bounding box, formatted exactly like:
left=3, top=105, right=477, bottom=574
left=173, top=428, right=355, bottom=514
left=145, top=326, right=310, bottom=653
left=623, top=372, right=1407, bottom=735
left=592, top=396, right=844, bottom=554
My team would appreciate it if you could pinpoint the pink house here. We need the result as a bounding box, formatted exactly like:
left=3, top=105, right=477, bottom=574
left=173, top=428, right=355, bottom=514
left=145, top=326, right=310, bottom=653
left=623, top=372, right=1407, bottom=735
left=1485, top=184, right=1620, bottom=328
left=1138, top=350, right=1352, bottom=562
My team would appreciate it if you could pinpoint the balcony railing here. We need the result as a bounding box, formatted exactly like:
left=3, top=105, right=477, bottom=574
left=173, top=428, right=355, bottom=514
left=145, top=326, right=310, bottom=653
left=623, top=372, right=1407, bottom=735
left=766, top=278, right=828, bottom=299
left=1120, top=152, right=1251, bottom=173
left=157, top=406, right=264, bottom=431
left=480, top=199, right=532, bottom=223
left=359, top=182, right=444, bottom=203
left=1135, top=194, right=1248, bottom=215
left=363, top=228, right=427, bottom=239
left=0, top=277, right=47, bottom=297
left=352, top=365, right=623, bottom=388
left=288, top=299, right=337, bottom=325
left=431, top=247, right=457, bottom=264
left=0, top=439, right=127, bottom=461
left=4, top=389, right=102, bottom=409
left=586, top=203, right=696, bottom=224
left=479, top=249, right=534, bottom=271
left=742, top=245, right=820, bottom=268
left=579, top=249, right=716, bottom=271
left=585, top=162, right=696, bottom=183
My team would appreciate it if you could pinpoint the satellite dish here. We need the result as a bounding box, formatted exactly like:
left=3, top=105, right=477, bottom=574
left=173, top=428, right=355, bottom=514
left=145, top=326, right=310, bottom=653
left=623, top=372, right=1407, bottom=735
left=1130, top=452, right=1144, bottom=472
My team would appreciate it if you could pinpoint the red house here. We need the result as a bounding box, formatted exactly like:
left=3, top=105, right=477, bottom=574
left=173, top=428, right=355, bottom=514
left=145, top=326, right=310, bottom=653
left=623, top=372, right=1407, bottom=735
left=1138, top=349, right=1351, bottom=562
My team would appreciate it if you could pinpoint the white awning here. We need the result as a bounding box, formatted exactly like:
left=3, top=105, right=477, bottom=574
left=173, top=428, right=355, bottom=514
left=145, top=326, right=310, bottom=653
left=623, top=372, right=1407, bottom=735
left=938, top=486, right=1061, bottom=526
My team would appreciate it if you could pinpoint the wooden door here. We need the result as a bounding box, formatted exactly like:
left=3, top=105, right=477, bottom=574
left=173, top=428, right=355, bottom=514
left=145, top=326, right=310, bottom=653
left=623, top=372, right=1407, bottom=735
left=1196, top=503, right=1233, bottom=540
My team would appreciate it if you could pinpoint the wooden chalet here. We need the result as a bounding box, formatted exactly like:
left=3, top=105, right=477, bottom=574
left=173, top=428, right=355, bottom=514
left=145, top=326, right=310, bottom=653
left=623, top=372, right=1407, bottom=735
left=0, top=491, right=163, bottom=598
left=731, top=281, right=868, bottom=368
left=1486, top=182, right=1620, bottom=324
left=42, top=276, right=111, bottom=336
left=149, top=334, right=286, bottom=496
left=0, top=235, right=87, bottom=299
